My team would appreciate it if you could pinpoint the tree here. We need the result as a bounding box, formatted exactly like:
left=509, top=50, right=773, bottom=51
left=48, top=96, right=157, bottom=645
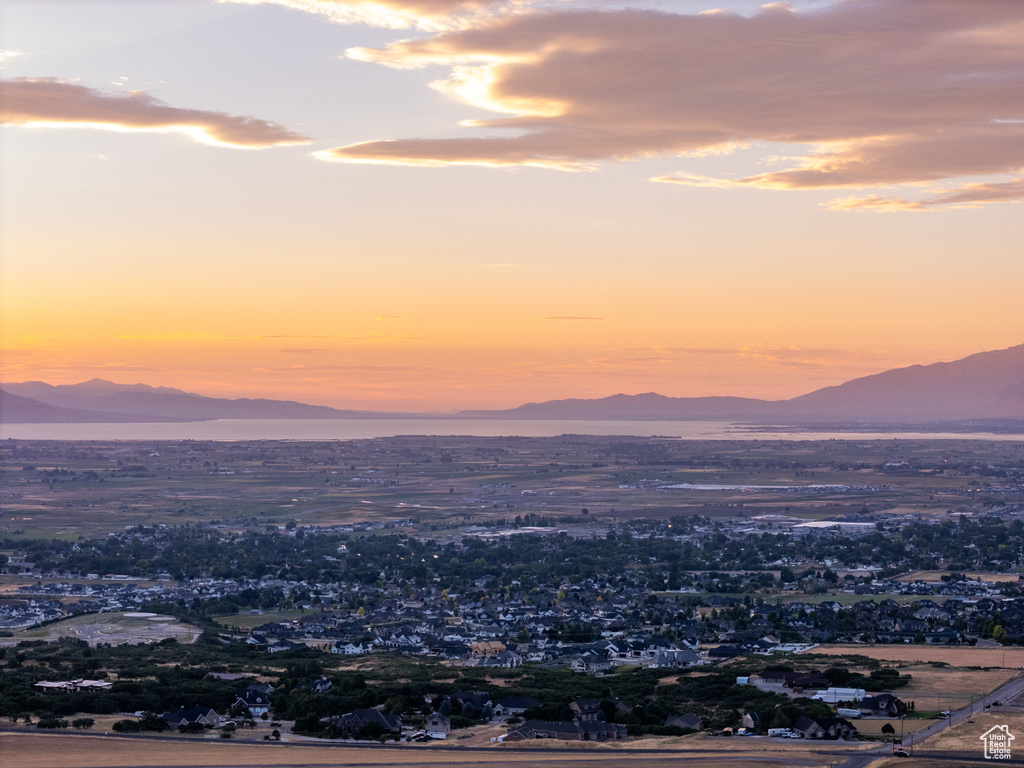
left=668, top=562, right=681, bottom=591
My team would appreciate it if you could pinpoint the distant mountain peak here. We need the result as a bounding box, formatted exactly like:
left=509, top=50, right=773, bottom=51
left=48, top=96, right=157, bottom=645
left=2, top=342, right=1022, bottom=424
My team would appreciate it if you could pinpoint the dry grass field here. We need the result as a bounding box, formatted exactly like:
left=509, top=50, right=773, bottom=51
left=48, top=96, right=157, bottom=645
left=804, top=644, right=1024, bottom=704
left=864, top=709, right=1024, bottom=767
left=807, top=644, right=1024, bottom=668
left=920, top=709, right=1024, bottom=753
left=896, top=571, right=1022, bottom=583
left=0, top=731, right=849, bottom=768
left=852, top=718, right=933, bottom=737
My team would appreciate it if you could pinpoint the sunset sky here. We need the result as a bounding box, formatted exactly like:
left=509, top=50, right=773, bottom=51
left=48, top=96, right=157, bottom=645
left=1, top=0, right=1022, bottom=411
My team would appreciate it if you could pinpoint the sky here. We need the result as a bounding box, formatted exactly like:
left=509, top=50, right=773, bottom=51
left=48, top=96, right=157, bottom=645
left=1, top=0, right=1022, bottom=411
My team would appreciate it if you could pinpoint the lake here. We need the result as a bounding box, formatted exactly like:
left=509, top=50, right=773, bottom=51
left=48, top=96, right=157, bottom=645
left=2, top=419, right=1022, bottom=441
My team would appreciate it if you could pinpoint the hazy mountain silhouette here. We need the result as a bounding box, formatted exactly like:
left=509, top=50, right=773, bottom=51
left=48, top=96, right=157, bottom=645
left=779, top=343, right=1024, bottom=421
left=463, top=343, right=1024, bottom=423
left=457, top=393, right=776, bottom=420
left=2, top=344, right=1022, bottom=424
left=0, top=389, right=185, bottom=423
left=1, top=379, right=380, bottom=422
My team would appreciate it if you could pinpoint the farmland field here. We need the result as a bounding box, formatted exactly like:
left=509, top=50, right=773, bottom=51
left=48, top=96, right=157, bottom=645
left=4, top=436, right=1022, bottom=540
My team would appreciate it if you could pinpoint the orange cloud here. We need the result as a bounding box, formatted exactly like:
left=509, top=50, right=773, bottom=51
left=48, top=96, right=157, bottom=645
left=0, top=78, right=311, bottom=148
left=319, top=0, right=1022, bottom=206
left=826, top=178, right=1024, bottom=212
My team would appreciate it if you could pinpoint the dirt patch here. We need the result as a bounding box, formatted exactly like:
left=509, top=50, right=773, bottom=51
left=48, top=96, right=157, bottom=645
left=0, top=731, right=839, bottom=768
left=804, top=644, right=1024, bottom=669
left=0, top=613, right=200, bottom=647
left=484, top=676, right=516, bottom=687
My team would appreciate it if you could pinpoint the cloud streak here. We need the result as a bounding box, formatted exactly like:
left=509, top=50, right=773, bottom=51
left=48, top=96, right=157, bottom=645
left=0, top=78, right=311, bottom=148
left=318, top=0, right=1022, bottom=207
left=826, top=178, right=1024, bottom=212
left=218, top=0, right=527, bottom=30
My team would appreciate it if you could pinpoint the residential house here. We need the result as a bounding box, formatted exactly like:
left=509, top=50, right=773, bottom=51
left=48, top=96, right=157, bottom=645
left=162, top=706, right=222, bottom=728
left=858, top=694, right=907, bottom=717
left=335, top=708, right=402, bottom=735
left=492, top=696, right=542, bottom=719
left=571, top=651, right=611, bottom=673
left=505, top=720, right=627, bottom=742
left=665, top=713, right=703, bottom=731
left=425, top=712, right=450, bottom=739
left=233, top=687, right=272, bottom=717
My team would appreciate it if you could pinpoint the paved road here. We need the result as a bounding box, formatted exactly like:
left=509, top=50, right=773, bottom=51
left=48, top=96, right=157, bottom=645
left=829, top=672, right=1024, bottom=767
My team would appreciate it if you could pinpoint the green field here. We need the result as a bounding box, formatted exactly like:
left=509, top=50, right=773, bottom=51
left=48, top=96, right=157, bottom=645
left=213, top=609, right=316, bottom=631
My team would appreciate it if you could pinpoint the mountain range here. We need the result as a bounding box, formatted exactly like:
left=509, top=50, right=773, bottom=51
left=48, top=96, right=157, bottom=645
left=2, top=343, right=1023, bottom=425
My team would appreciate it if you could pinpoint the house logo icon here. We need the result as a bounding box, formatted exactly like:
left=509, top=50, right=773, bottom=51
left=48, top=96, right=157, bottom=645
left=981, top=724, right=1014, bottom=760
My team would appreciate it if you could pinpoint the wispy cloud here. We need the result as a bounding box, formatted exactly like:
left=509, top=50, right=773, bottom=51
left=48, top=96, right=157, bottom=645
left=0, top=78, right=311, bottom=148
left=219, top=0, right=537, bottom=31
left=826, top=178, right=1024, bottom=212
left=117, top=333, right=234, bottom=341
left=258, top=333, right=425, bottom=343
left=0, top=360, right=166, bottom=376
left=317, top=0, right=1022, bottom=209
left=0, top=50, right=25, bottom=68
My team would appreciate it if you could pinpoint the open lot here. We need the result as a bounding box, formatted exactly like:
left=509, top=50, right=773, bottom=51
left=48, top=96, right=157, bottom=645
left=0, top=729, right=861, bottom=768
left=852, top=718, right=934, bottom=737
left=0, top=612, right=200, bottom=647
left=806, top=644, right=1024, bottom=669
left=896, top=571, right=1022, bottom=583
left=918, top=708, right=1024, bottom=753
left=804, top=645, right=1024, bottom=707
